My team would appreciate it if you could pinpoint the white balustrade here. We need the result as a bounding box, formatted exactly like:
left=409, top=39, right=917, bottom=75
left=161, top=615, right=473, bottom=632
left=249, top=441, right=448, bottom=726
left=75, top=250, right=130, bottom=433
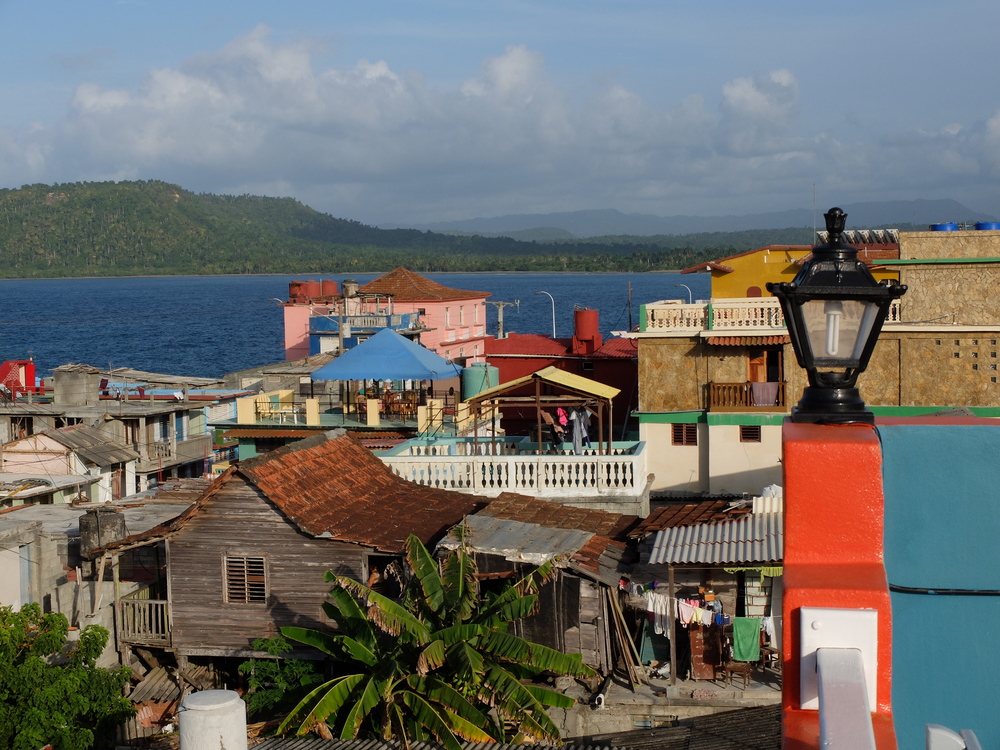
left=382, top=443, right=645, bottom=498
left=643, top=298, right=902, bottom=333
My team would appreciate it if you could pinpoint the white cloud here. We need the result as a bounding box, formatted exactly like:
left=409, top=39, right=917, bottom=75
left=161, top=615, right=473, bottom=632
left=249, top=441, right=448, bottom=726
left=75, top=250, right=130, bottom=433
left=1, top=27, right=999, bottom=222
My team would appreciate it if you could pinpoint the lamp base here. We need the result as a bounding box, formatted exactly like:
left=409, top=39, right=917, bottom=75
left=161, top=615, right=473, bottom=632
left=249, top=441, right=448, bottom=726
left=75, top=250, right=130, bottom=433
left=790, top=386, right=874, bottom=425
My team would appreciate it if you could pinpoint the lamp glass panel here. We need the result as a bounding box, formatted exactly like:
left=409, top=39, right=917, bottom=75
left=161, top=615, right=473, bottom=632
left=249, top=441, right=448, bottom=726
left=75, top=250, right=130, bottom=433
left=801, top=299, right=879, bottom=365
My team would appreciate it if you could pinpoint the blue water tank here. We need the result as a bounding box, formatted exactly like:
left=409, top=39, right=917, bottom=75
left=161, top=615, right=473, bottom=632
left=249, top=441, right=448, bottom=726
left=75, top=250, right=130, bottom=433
left=975, top=222, right=1000, bottom=231
left=929, top=222, right=958, bottom=231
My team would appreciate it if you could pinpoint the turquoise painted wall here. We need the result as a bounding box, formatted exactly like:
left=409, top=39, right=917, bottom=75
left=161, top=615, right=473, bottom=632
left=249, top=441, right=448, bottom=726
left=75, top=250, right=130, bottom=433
left=879, top=423, right=1000, bottom=749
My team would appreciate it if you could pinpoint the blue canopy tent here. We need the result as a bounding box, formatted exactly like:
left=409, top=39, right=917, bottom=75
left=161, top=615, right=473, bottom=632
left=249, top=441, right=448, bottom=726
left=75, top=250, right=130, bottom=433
left=310, top=328, right=463, bottom=382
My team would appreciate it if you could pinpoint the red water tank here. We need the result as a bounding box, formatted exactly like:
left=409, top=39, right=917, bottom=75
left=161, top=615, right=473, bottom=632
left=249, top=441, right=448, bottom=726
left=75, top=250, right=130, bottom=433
left=572, top=308, right=602, bottom=355
left=301, top=280, right=321, bottom=301
left=288, top=280, right=305, bottom=303
left=321, top=279, right=338, bottom=298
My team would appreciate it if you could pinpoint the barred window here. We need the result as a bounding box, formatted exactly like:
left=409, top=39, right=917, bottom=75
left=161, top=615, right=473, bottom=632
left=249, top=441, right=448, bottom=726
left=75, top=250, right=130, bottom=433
left=225, top=556, right=267, bottom=604
left=671, top=423, right=698, bottom=446
left=740, top=425, right=762, bottom=443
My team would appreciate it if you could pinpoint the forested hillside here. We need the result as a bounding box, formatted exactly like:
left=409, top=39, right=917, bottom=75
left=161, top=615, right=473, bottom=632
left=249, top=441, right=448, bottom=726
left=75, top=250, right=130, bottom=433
left=0, top=180, right=763, bottom=277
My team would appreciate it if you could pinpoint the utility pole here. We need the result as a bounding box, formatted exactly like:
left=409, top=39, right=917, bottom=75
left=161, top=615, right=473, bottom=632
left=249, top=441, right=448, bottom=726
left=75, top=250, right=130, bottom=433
left=486, top=300, right=519, bottom=339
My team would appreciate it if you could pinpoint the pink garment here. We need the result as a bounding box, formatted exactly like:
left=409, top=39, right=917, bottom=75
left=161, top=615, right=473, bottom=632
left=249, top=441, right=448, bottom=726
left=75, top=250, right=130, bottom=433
left=677, top=601, right=695, bottom=626
left=557, top=407, right=569, bottom=426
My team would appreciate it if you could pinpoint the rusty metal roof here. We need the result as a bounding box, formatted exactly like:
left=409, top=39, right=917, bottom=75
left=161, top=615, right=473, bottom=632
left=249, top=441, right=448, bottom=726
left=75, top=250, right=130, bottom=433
left=98, top=433, right=489, bottom=555
left=236, top=432, right=489, bottom=552
left=482, top=494, right=639, bottom=539
left=645, top=512, right=783, bottom=565
left=630, top=498, right=746, bottom=537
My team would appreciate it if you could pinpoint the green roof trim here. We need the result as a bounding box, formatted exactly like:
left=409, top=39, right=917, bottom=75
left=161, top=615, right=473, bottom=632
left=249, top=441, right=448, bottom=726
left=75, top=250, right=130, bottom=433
left=878, top=257, right=1000, bottom=265
left=635, top=411, right=707, bottom=424
left=869, top=406, right=1000, bottom=417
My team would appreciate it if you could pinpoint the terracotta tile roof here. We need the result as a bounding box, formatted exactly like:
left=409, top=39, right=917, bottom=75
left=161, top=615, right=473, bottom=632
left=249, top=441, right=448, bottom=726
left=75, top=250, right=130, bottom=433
left=358, top=267, right=490, bottom=301
left=681, top=245, right=812, bottom=274
left=481, top=494, right=640, bottom=539
left=238, top=432, right=488, bottom=552
left=485, top=333, right=571, bottom=356
left=706, top=335, right=790, bottom=346
left=629, top=498, right=749, bottom=537
left=590, top=337, right=638, bottom=359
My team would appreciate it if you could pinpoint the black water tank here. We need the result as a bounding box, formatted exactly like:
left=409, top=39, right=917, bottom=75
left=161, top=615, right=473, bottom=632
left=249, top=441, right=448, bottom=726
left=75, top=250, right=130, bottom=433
left=79, top=506, right=127, bottom=558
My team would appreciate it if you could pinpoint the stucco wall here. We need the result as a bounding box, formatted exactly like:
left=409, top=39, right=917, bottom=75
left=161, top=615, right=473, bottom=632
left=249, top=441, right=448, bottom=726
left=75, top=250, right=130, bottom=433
left=707, top=424, right=783, bottom=494
left=639, top=422, right=707, bottom=493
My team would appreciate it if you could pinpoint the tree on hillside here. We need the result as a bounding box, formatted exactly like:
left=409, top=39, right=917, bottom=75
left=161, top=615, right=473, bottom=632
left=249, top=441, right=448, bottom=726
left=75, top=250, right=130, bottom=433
left=0, top=604, right=135, bottom=750
left=278, top=533, right=595, bottom=748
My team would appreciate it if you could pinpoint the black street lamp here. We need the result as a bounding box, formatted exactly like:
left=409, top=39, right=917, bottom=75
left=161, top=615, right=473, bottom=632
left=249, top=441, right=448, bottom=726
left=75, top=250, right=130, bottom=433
left=766, top=207, right=907, bottom=424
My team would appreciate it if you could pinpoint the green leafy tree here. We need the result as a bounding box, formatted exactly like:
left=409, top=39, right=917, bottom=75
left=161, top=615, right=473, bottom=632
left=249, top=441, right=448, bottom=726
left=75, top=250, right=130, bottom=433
left=238, top=636, right=324, bottom=719
left=0, top=603, right=135, bottom=750
left=278, top=534, right=595, bottom=748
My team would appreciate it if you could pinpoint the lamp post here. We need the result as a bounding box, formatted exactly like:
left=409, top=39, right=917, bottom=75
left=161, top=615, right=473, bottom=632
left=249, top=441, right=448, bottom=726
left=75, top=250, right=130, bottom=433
left=535, top=290, right=556, bottom=338
left=766, top=207, right=907, bottom=424
left=675, top=284, right=693, bottom=304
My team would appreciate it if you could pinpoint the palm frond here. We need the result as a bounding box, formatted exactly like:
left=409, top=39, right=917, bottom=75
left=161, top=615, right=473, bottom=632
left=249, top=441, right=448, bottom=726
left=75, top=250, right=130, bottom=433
left=338, top=676, right=384, bottom=739
left=441, top=545, right=478, bottom=622
left=482, top=665, right=561, bottom=741
left=479, top=629, right=596, bottom=677
left=405, top=675, right=496, bottom=737
left=417, top=640, right=445, bottom=675
left=445, top=640, right=485, bottom=684
left=277, top=674, right=365, bottom=736
left=279, top=627, right=379, bottom=667
left=398, top=691, right=464, bottom=750
left=406, top=534, right=446, bottom=617
left=330, top=575, right=431, bottom=642
left=320, top=587, right=375, bottom=640
left=522, top=682, right=577, bottom=708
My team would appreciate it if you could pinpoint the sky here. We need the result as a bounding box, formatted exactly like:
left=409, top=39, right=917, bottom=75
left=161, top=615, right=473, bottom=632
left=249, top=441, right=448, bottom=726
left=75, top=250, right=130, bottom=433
left=2, top=0, right=1000, bottom=226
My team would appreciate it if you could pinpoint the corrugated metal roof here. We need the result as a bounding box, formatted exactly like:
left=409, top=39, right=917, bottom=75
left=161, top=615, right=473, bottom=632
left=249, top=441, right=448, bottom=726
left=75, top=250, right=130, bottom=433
left=440, top=514, right=595, bottom=566
left=646, top=512, right=783, bottom=565
left=253, top=740, right=619, bottom=750
left=471, top=365, right=620, bottom=402
left=44, top=424, right=140, bottom=465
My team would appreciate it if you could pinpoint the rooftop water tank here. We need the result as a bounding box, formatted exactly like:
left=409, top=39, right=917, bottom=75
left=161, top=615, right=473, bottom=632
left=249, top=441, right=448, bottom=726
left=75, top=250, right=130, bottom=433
left=79, top=507, right=127, bottom=559
left=178, top=690, right=247, bottom=750
left=462, top=362, right=499, bottom=400
left=929, top=222, right=958, bottom=231
left=975, top=222, right=1000, bottom=231
left=301, top=280, right=321, bottom=300
left=288, top=280, right=305, bottom=303
left=321, top=279, right=338, bottom=297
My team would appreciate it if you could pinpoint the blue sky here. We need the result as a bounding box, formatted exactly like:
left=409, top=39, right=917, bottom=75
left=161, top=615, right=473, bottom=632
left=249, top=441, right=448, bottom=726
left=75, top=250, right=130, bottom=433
left=2, top=0, right=999, bottom=225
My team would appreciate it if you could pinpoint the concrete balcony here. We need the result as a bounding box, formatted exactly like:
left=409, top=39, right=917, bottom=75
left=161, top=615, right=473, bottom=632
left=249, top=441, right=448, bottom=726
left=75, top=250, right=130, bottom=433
left=380, top=437, right=647, bottom=499
left=136, top=434, right=212, bottom=473
left=643, top=297, right=902, bottom=334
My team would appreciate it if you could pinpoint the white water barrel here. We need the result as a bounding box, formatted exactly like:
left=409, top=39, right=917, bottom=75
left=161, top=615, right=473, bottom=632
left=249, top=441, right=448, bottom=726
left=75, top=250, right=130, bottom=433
left=178, top=690, right=247, bottom=750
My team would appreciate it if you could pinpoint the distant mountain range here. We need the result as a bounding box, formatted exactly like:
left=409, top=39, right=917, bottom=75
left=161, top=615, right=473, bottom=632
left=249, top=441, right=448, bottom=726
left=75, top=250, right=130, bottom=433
left=389, top=199, right=998, bottom=239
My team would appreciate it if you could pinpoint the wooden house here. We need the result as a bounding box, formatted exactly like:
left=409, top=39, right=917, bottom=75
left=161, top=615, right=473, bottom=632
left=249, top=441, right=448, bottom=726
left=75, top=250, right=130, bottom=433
left=439, top=495, right=640, bottom=678
left=95, top=430, right=489, bottom=660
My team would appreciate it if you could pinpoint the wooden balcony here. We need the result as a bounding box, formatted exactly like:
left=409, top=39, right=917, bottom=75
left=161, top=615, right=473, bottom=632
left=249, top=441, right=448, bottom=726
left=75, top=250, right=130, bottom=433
left=709, top=381, right=787, bottom=411
left=117, top=597, right=171, bottom=646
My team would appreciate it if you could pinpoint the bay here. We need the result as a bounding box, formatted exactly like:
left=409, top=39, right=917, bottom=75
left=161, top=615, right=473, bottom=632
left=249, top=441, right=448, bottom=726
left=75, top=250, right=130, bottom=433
left=0, top=272, right=710, bottom=379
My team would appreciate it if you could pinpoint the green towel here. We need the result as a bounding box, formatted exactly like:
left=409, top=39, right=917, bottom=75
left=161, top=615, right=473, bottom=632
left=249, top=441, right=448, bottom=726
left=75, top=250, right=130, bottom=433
left=732, top=617, right=761, bottom=662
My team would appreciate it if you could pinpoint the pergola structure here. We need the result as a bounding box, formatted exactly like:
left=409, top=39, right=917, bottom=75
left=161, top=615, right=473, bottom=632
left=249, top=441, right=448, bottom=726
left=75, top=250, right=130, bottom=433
left=465, top=366, right=620, bottom=455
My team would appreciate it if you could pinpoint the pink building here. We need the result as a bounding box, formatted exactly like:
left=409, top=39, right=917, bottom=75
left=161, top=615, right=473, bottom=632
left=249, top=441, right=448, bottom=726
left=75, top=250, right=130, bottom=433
left=357, top=268, right=491, bottom=363
left=280, top=268, right=492, bottom=364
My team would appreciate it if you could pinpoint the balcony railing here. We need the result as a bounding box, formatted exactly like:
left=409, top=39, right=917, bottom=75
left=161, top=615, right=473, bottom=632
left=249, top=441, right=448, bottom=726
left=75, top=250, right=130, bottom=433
left=710, top=381, right=786, bottom=411
left=381, top=438, right=646, bottom=498
left=643, top=297, right=902, bottom=333
left=117, top=597, right=170, bottom=646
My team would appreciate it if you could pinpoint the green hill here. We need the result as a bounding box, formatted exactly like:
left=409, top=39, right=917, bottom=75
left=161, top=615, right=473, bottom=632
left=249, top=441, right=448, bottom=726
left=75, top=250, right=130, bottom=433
left=0, top=180, right=786, bottom=278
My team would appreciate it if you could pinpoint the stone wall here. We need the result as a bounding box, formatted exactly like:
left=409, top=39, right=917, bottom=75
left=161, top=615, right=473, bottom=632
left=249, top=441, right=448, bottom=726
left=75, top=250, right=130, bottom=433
left=898, top=230, right=1000, bottom=326
left=638, top=338, right=705, bottom=412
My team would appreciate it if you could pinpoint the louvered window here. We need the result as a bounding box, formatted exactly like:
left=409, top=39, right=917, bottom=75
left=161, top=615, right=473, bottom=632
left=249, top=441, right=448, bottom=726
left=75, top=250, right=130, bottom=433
left=225, top=556, right=267, bottom=604
left=671, top=423, right=698, bottom=446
